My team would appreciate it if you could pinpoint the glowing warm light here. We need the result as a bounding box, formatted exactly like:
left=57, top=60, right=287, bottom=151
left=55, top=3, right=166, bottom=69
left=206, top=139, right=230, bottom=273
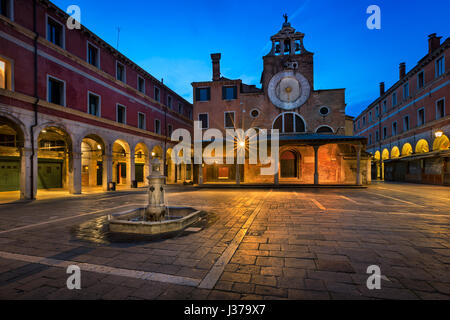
left=42, top=129, right=47, bottom=133
left=97, top=145, right=102, bottom=150
left=151, top=152, right=156, bottom=157
left=238, top=141, right=245, bottom=148
left=0, top=60, right=5, bottom=90
left=435, top=130, right=444, bottom=138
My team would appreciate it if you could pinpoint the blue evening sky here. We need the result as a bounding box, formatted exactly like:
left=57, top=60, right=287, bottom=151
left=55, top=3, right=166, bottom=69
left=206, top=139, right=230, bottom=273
left=52, top=0, right=449, bottom=117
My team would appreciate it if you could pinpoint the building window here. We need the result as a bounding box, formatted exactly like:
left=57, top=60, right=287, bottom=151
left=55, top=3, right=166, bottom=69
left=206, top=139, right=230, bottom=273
left=138, top=76, right=145, bottom=94
left=392, top=92, right=397, bottom=106
left=116, top=62, right=125, bottom=82
left=375, top=106, right=379, bottom=118
left=357, top=120, right=360, bottom=130
left=117, top=104, right=126, bottom=124
left=222, top=86, right=237, bottom=100
left=198, top=113, right=209, bottom=129
left=0, top=57, right=12, bottom=90
left=47, top=16, right=64, bottom=48
left=403, top=82, right=409, bottom=99
left=224, top=111, right=235, bottom=128
left=87, top=42, right=99, bottom=68
left=188, top=109, right=192, bottom=120
left=403, top=115, right=410, bottom=132
left=392, top=121, right=397, bottom=136
left=154, top=119, right=161, bottom=134
left=383, top=127, right=387, bottom=139
left=47, top=76, right=65, bottom=106
left=138, top=112, right=146, bottom=130
left=435, top=56, right=445, bottom=78
left=272, top=113, right=306, bottom=133
left=178, top=103, right=183, bottom=114
left=195, top=87, right=211, bottom=102
left=382, top=100, right=387, bottom=113
left=319, top=107, right=330, bottom=116
left=375, top=130, right=379, bottom=142
left=362, top=116, right=366, bottom=126
left=167, top=96, right=172, bottom=109
left=417, top=71, right=424, bottom=89
left=368, top=134, right=372, bottom=145
left=154, top=87, right=160, bottom=102
left=436, top=99, right=445, bottom=119
left=0, top=0, right=13, bottom=19
left=417, top=108, right=425, bottom=126
left=168, top=124, right=173, bottom=137
left=368, top=112, right=372, bottom=123
left=88, top=92, right=100, bottom=117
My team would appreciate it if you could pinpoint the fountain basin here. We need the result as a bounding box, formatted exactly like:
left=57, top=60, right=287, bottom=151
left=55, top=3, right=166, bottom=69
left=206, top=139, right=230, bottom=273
left=108, top=207, right=202, bottom=235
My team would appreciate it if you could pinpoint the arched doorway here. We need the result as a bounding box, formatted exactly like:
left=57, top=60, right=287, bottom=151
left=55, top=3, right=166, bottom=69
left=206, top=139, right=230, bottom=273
left=112, top=139, right=131, bottom=187
left=391, top=146, right=400, bottom=158
left=433, top=134, right=449, bottom=151
left=81, top=134, right=105, bottom=191
left=37, top=126, right=72, bottom=192
left=135, top=142, right=150, bottom=187
left=0, top=115, right=26, bottom=199
left=166, top=148, right=175, bottom=183
left=415, top=139, right=429, bottom=154
left=280, top=150, right=298, bottom=178
left=401, top=143, right=413, bottom=156
left=316, top=126, right=334, bottom=134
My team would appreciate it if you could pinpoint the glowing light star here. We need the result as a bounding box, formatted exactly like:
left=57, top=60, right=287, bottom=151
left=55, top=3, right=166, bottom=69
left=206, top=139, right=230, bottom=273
left=239, top=141, right=245, bottom=148
left=97, top=145, right=102, bottom=150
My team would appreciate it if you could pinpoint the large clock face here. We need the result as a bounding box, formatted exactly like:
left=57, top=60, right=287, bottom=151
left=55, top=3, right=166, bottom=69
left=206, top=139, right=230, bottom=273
left=268, top=71, right=310, bottom=110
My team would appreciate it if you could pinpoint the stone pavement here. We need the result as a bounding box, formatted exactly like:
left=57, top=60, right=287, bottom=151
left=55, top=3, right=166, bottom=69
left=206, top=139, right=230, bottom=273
left=0, top=182, right=449, bottom=300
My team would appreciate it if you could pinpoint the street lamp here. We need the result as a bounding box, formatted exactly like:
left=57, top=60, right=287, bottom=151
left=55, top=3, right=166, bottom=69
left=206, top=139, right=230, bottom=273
left=435, top=130, right=444, bottom=138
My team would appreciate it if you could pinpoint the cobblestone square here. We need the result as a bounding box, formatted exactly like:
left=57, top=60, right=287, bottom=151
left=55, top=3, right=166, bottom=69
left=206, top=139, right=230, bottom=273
left=0, top=182, right=449, bottom=300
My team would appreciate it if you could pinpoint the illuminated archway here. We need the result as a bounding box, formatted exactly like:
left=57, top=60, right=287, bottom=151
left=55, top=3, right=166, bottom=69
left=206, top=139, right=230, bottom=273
left=382, top=149, right=390, bottom=160
left=415, top=139, right=429, bottom=154
left=391, top=146, right=400, bottom=159
left=112, top=139, right=131, bottom=186
left=401, top=143, right=413, bottom=156
left=373, top=151, right=380, bottom=161
left=81, top=134, right=105, bottom=190
left=135, top=142, right=150, bottom=186
left=433, top=134, right=449, bottom=151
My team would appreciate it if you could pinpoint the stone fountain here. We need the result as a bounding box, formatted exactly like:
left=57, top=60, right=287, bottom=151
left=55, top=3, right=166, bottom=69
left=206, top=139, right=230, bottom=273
left=108, top=158, right=202, bottom=235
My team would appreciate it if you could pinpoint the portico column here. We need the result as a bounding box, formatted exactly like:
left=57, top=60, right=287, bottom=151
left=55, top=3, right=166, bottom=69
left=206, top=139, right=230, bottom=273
left=19, top=147, right=34, bottom=200
left=128, top=149, right=136, bottom=188
left=198, top=164, right=204, bottom=185
left=356, top=145, right=362, bottom=186
left=313, top=145, right=320, bottom=185
left=103, top=151, right=113, bottom=191
left=236, top=162, right=241, bottom=185
left=70, top=150, right=82, bottom=194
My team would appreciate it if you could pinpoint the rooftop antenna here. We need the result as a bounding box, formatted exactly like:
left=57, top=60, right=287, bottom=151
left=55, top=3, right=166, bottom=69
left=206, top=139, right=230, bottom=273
left=116, top=27, right=121, bottom=50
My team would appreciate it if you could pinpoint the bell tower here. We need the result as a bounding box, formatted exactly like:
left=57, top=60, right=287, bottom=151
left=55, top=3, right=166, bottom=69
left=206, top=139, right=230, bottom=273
left=261, top=15, right=314, bottom=93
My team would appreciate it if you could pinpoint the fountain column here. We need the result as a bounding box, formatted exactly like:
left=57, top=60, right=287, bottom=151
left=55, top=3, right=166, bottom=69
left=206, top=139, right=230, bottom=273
left=145, top=158, right=166, bottom=221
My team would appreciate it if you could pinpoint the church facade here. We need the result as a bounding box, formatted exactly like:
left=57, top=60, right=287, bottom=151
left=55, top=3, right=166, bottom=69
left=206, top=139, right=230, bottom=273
left=192, top=18, right=370, bottom=186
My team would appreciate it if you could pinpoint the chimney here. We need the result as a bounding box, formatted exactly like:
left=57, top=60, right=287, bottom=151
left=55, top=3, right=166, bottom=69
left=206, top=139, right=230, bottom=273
left=211, top=53, right=221, bottom=81
left=428, top=33, right=442, bottom=53
left=399, top=62, right=406, bottom=79
left=380, top=82, right=385, bottom=96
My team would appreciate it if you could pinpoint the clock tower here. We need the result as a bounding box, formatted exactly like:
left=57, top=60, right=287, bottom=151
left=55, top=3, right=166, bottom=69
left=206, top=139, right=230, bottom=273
left=262, top=15, right=314, bottom=111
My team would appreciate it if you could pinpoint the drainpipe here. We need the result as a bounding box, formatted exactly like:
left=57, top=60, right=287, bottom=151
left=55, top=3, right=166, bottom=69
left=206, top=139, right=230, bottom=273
left=30, top=0, right=39, bottom=200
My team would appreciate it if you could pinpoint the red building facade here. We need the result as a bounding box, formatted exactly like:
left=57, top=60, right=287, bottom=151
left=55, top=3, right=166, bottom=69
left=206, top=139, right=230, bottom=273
left=0, top=0, right=193, bottom=199
left=354, top=34, right=449, bottom=185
